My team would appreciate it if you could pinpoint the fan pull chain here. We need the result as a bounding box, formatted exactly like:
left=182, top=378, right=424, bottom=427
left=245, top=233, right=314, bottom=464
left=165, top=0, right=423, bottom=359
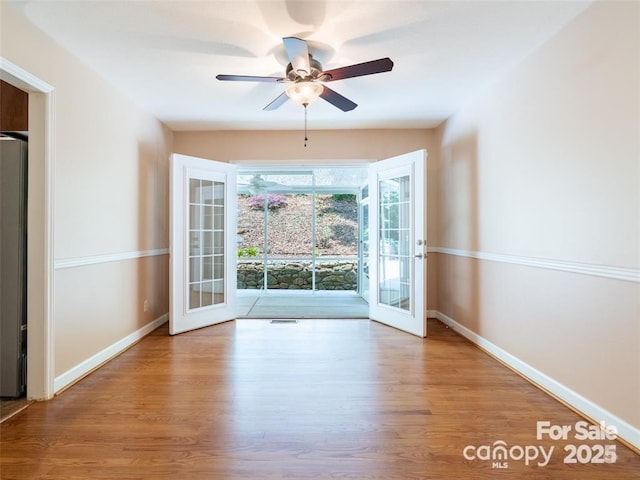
left=303, top=103, right=308, bottom=147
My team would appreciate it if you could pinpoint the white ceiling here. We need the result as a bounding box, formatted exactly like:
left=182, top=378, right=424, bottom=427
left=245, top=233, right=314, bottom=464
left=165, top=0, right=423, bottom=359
left=9, top=1, right=592, bottom=131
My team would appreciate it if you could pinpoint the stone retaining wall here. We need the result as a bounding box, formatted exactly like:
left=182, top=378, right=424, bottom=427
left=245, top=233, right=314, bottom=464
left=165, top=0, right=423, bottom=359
left=237, top=260, right=358, bottom=290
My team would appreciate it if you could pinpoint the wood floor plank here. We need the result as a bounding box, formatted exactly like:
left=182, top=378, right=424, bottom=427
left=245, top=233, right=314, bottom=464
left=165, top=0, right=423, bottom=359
left=1, top=319, right=638, bottom=479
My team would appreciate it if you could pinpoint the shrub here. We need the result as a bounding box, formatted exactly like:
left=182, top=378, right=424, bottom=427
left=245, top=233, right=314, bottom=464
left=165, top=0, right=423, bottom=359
left=317, top=226, right=332, bottom=248
left=331, top=193, right=356, bottom=201
left=237, top=246, right=260, bottom=257
left=247, top=194, right=288, bottom=210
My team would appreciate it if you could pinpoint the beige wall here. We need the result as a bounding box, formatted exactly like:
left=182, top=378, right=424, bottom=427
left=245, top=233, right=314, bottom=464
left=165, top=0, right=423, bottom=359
left=175, top=128, right=434, bottom=166
left=1, top=5, right=172, bottom=381
left=436, top=0, right=639, bottom=432
left=55, top=256, right=168, bottom=375
left=175, top=128, right=441, bottom=307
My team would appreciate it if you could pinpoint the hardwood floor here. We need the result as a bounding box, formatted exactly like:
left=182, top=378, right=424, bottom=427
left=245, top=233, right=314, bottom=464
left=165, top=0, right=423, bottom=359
left=0, top=399, right=32, bottom=423
left=1, top=319, right=638, bottom=479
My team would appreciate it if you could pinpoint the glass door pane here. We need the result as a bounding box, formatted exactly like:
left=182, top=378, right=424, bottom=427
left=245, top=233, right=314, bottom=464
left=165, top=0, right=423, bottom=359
left=378, top=175, right=411, bottom=310
left=315, top=193, right=358, bottom=291
left=266, top=193, right=312, bottom=290
left=188, top=178, right=225, bottom=310
left=359, top=186, right=370, bottom=301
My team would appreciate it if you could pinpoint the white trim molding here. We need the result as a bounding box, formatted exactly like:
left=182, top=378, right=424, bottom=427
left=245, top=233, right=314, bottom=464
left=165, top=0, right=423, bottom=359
left=230, top=159, right=374, bottom=166
left=1, top=57, right=57, bottom=400
left=0, top=57, right=54, bottom=92
left=428, top=310, right=640, bottom=451
left=54, top=313, right=168, bottom=393
left=55, top=248, right=169, bottom=270
left=427, top=247, right=639, bottom=283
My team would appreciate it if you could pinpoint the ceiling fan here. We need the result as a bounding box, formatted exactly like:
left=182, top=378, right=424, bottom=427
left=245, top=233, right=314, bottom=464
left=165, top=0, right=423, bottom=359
left=216, top=37, right=394, bottom=112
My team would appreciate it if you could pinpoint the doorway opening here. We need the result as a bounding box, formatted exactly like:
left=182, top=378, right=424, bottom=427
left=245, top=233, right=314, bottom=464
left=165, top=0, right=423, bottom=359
left=1, top=80, right=29, bottom=420
left=235, top=165, right=369, bottom=318
left=172, top=150, right=425, bottom=335
left=1, top=58, right=56, bottom=405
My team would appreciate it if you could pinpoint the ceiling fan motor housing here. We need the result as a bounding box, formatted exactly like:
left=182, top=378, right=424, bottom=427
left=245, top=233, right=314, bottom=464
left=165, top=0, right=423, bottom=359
left=286, top=55, right=323, bottom=81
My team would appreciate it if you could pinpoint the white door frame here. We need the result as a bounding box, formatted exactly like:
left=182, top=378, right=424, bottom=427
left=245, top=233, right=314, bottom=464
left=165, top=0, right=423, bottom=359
left=1, top=58, right=56, bottom=400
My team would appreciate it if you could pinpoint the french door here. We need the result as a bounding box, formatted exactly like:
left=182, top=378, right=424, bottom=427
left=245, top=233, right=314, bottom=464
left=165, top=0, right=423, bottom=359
left=169, top=151, right=425, bottom=336
left=369, top=150, right=426, bottom=337
left=170, top=154, right=237, bottom=335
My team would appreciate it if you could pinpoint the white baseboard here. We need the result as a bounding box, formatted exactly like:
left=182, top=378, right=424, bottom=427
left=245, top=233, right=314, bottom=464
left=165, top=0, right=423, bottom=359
left=54, top=313, right=168, bottom=393
left=427, top=310, right=640, bottom=451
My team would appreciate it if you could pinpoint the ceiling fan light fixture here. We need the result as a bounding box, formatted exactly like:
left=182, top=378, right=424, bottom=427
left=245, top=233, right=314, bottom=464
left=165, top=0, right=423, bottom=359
left=286, top=81, right=323, bottom=106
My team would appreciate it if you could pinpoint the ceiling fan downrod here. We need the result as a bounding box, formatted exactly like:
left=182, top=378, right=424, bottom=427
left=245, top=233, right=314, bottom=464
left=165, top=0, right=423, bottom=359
left=303, top=102, right=309, bottom=147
